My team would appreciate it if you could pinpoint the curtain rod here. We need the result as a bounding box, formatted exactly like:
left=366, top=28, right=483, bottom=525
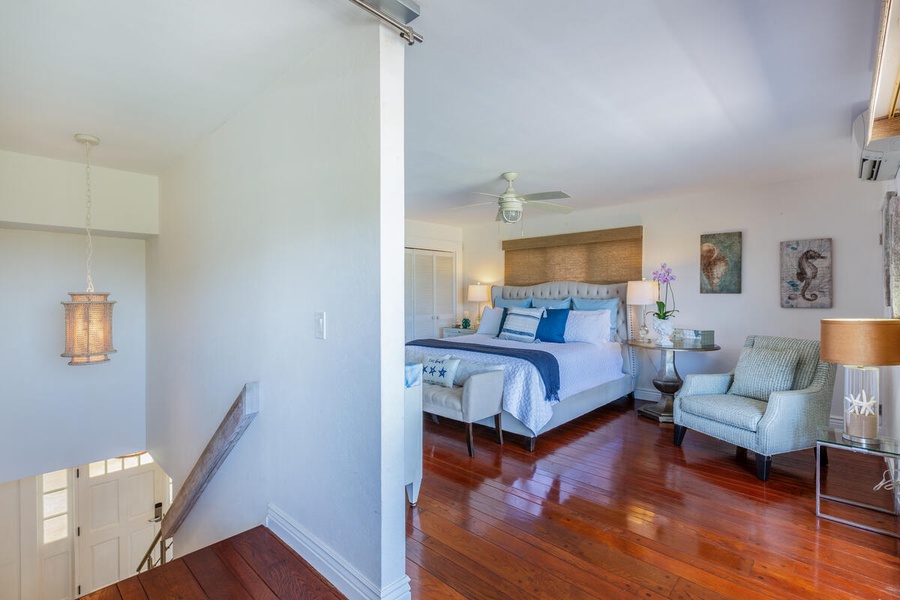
left=347, top=0, right=424, bottom=45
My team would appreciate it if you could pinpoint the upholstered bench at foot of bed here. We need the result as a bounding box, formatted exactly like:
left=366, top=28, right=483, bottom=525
left=422, top=363, right=505, bottom=457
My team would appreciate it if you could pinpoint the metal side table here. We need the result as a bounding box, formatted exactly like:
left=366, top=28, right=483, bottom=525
left=816, top=427, right=900, bottom=538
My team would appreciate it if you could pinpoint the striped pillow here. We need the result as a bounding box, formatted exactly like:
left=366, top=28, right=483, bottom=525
left=498, top=307, right=545, bottom=343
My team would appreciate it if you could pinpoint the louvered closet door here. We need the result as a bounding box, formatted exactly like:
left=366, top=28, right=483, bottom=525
left=405, top=249, right=456, bottom=341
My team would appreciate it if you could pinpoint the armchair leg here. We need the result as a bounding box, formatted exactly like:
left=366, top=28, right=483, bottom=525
left=756, top=454, right=772, bottom=481
left=466, top=423, right=475, bottom=458
left=494, top=413, right=503, bottom=446
left=673, top=425, right=687, bottom=446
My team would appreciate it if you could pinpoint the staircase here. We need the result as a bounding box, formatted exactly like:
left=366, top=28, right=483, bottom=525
left=79, top=526, right=345, bottom=599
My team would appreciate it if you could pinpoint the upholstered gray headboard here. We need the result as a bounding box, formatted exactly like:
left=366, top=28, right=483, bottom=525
left=491, top=280, right=637, bottom=380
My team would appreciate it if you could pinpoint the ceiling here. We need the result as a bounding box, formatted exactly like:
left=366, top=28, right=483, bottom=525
left=0, top=1, right=884, bottom=227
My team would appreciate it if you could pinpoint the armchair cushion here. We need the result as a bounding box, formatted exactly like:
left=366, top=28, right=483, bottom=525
left=678, top=393, right=768, bottom=432
left=728, top=346, right=800, bottom=402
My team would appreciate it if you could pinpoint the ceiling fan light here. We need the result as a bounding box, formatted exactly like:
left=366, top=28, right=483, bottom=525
left=499, top=207, right=522, bottom=223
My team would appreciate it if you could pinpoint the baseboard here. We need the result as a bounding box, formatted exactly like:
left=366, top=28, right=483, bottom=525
left=632, top=386, right=660, bottom=402
left=266, top=503, right=411, bottom=600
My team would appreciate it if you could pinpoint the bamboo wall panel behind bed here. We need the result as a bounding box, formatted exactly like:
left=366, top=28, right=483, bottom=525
left=502, top=226, right=643, bottom=285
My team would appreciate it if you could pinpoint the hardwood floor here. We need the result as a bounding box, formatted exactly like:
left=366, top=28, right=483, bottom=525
left=82, top=397, right=899, bottom=599
left=407, top=397, right=900, bottom=599
left=79, top=526, right=344, bottom=599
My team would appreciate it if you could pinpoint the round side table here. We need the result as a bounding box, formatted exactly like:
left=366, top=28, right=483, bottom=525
left=625, top=340, right=721, bottom=423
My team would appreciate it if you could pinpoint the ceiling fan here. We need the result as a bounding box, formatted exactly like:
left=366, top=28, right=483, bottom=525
left=464, top=172, right=572, bottom=223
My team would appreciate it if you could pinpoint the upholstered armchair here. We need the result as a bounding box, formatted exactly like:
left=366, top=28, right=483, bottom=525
left=673, top=335, right=836, bottom=481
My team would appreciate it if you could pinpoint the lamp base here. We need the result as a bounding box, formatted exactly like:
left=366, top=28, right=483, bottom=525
left=841, top=432, right=881, bottom=448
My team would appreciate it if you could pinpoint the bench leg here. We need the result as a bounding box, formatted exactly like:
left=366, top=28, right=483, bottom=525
left=494, top=413, right=503, bottom=446
left=466, top=423, right=475, bottom=458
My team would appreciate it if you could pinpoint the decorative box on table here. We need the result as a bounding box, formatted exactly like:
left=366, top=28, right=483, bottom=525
left=673, top=328, right=715, bottom=347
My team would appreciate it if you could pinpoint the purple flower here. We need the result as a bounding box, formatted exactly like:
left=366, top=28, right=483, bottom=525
left=649, top=263, right=678, bottom=320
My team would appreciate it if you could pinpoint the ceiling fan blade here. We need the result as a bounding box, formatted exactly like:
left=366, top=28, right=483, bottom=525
left=526, top=200, right=573, bottom=214
left=450, top=201, right=497, bottom=211
left=519, top=191, right=571, bottom=202
left=472, top=192, right=503, bottom=198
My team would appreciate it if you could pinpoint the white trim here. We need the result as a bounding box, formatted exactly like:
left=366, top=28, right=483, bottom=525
left=266, top=504, right=411, bottom=600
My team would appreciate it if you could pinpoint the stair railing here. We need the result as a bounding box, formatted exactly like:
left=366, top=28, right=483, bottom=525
left=137, top=382, right=259, bottom=572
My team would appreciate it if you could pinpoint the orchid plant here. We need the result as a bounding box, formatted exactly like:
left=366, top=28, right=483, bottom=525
left=649, top=263, right=678, bottom=320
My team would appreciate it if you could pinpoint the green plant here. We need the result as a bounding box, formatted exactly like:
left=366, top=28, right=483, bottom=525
left=649, top=263, right=678, bottom=320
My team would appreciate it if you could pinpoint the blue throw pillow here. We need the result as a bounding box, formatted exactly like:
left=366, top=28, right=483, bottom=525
left=532, top=297, right=571, bottom=309
left=498, top=307, right=545, bottom=343
left=571, top=297, right=620, bottom=341
left=536, top=309, right=569, bottom=343
left=494, top=297, right=533, bottom=308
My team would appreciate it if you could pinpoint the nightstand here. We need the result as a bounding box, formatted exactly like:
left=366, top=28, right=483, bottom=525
left=442, top=327, right=477, bottom=338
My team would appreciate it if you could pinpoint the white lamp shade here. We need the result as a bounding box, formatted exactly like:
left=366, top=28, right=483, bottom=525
left=626, top=280, right=658, bottom=306
left=467, top=284, right=490, bottom=303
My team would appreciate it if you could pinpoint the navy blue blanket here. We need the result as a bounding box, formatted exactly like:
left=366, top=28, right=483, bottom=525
left=407, top=338, right=560, bottom=402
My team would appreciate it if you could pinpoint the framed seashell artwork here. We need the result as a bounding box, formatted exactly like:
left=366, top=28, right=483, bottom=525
left=700, top=231, right=742, bottom=294
left=780, top=237, right=833, bottom=308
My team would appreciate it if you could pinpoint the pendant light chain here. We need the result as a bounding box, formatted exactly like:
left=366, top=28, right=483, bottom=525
left=83, top=139, right=94, bottom=293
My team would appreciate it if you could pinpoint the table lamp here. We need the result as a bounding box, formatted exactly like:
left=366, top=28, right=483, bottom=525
left=626, top=279, right=658, bottom=342
left=820, top=319, right=900, bottom=446
left=468, top=283, right=490, bottom=327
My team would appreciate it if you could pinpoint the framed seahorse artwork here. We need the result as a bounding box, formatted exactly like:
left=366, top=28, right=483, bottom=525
left=700, top=231, right=742, bottom=293
left=780, top=238, right=833, bottom=308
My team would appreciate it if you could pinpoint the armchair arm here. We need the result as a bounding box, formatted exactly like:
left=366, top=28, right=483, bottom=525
left=461, top=370, right=505, bottom=422
left=756, top=361, right=837, bottom=455
left=676, top=372, right=733, bottom=398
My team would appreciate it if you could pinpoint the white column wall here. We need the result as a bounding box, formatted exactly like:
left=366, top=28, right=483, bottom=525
left=147, top=17, right=408, bottom=600
left=462, top=174, right=886, bottom=419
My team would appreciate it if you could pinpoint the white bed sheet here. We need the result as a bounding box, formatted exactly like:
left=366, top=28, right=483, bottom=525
left=405, top=333, right=624, bottom=435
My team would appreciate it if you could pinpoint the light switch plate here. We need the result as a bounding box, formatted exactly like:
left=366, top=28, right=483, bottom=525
left=315, top=312, right=326, bottom=339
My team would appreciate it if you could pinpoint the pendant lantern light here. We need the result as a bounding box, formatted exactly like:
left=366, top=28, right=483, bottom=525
left=61, top=134, right=116, bottom=365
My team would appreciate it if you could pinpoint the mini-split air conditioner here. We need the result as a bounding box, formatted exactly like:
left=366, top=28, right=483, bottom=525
left=854, top=111, right=900, bottom=181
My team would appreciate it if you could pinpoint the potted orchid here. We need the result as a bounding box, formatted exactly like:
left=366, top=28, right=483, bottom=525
left=650, top=263, right=678, bottom=320
left=649, top=263, right=677, bottom=346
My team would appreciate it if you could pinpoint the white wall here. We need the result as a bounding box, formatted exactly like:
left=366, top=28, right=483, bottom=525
left=461, top=173, right=886, bottom=418
left=0, top=228, right=147, bottom=483
left=147, top=16, right=408, bottom=600
left=0, top=149, right=158, bottom=236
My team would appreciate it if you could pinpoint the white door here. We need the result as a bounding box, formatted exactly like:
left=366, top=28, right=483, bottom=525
left=76, top=454, right=168, bottom=596
left=0, top=479, right=22, bottom=598
left=405, top=248, right=456, bottom=340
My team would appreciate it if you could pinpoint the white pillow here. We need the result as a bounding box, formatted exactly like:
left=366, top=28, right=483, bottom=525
left=422, top=355, right=460, bottom=387
left=498, top=307, right=545, bottom=343
left=477, top=306, right=504, bottom=336
left=564, top=309, right=611, bottom=346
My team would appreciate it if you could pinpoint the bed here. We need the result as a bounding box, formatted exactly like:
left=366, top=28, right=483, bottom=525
left=405, top=280, right=637, bottom=450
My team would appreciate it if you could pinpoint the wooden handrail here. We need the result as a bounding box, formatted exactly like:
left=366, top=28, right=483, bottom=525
left=137, top=382, right=259, bottom=572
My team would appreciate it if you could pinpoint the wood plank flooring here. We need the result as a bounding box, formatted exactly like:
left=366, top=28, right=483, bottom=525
left=408, top=397, right=900, bottom=599
left=79, top=526, right=344, bottom=599
left=83, top=396, right=899, bottom=599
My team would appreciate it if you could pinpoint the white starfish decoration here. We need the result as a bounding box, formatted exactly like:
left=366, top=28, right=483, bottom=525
left=845, top=389, right=878, bottom=416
